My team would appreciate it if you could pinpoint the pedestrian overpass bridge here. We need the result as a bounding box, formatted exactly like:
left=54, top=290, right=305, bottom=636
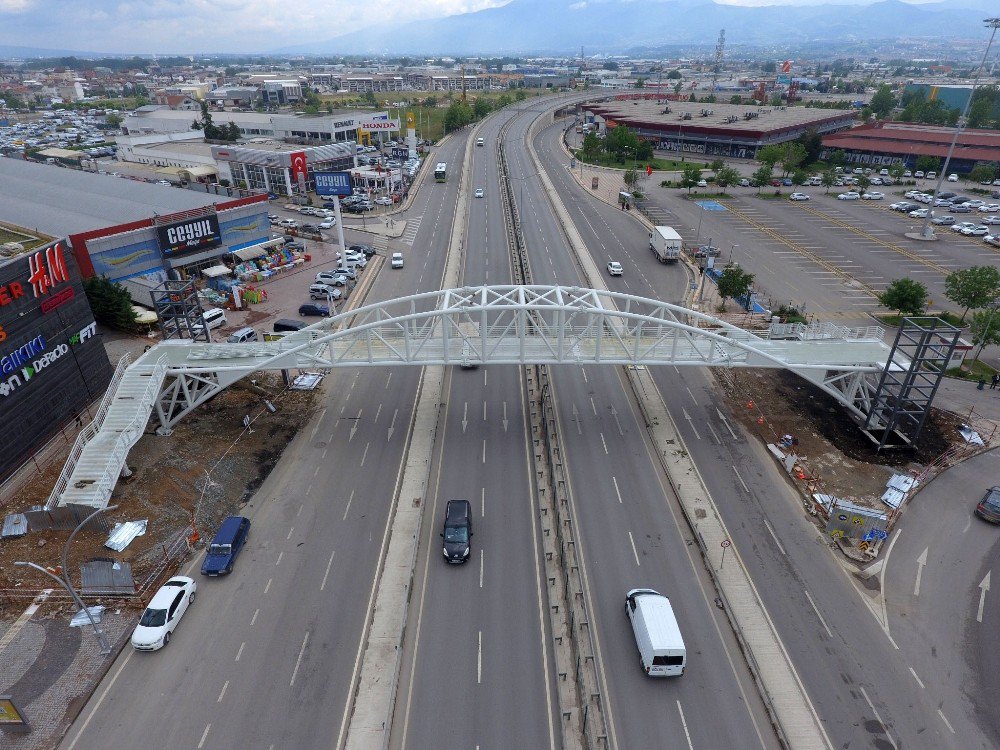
left=51, top=284, right=905, bottom=510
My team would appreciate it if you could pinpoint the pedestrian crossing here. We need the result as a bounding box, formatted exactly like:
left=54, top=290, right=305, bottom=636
left=401, top=215, right=422, bottom=245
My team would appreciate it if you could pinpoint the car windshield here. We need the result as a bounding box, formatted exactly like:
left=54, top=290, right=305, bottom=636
left=983, top=490, right=1000, bottom=510
left=139, top=607, right=167, bottom=627
left=209, top=543, right=232, bottom=556
left=444, top=525, right=469, bottom=543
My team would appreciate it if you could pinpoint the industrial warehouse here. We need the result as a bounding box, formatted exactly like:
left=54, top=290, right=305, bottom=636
left=581, top=97, right=857, bottom=159
left=820, top=121, right=1000, bottom=173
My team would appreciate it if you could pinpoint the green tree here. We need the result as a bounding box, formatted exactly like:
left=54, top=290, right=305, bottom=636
left=821, top=169, right=837, bottom=193
left=716, top=265, right=755, bottom=310
left=710, top=158, right=725, bottom=173
left=635, top=139, right=654, bottom=161
left=443, top=100, right=474, bottom=132
left=856, top=174, right=871, bottom=194
left=791, top=169, right=808, bottom=186
left=729, top=94, right=742, bottom=105
left=756, top=144, right=784, bottom=169
left=762, top=61, right=777, bottom=73
left=878, top=278, right=928, bottom=316
left=623, top=168, right=640, bottom=191
left=944, top=266, right=1000, bottom=323
left=105, top=112, right=124, bottom=127
left=752, top=165, right=773, bottom=192
left=888, top=162, right=906, bottom=182
left=472, top=98, right=492, bottom=119
left=681, top=163, right=702, bottom=193
left=715, top=166, right=741, bottom=189
left=827, top=149, right=846, bottom=169
left=869, top=84, right=896, bottom=118
left=915, top=155, right=940, bottom=174
left=969, top=164, right=997, bottom=185
left=796, top=127, right=823, bottom=163
left=604, top=124, right=641, bottom=162
left=82, top=276, right=138, bottom=330
left=770, top=94, right=784, bottom=107
left=634, top=78, right=645, bottom=89
left=580, top=131, right=603, bottom=160
left=780, top=143, right=807, bottom=176
left=969, top=308, right=1000, bottom=360
left=362, top=90, right=377, bottom=107
left=967, top=85, right=999, bottom=129
left=514, top=89, right=527, bottom=101
left=424, top=95, right=438, bottom=107
left=666, top=69, right=682, bottom=80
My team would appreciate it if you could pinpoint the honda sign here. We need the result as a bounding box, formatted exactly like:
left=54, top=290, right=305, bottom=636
left=358, top=119, right=400, bottom=131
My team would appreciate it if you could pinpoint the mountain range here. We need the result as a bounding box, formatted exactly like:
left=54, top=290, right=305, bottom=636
left=278, top=0, right=1000, bottom=55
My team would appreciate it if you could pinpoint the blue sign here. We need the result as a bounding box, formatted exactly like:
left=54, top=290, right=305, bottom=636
left=863, top=528, right=888, bottom=542
left=315, top=172, right=353, bottom=197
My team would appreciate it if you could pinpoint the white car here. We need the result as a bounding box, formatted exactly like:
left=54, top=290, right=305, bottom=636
left=909, top=208, right=930, bottom=218
left=983, top=216, right=1000, bottom=225
left=696, top=179, right=708, bottom=188
left=964, top=199, right=985, bottom=208
left=914, top=171, right=925, bottom=178
left=607, top=261, right=623, bottom=276
left=978, top=203, right=1000, bottom=213
left=391, top=252, right=404, bottom=268
left=739, top=178, right=750, bottom=187
left=905, top=190, right=922, bottom=199
left=837, top=192, right=860, bottom=200
left=914, top=193, right=933, bottom=204
left=131, top=577, right=196, bottom=651
left=869, top=177, right=883, bottom=186
left=903, top=170, right=912, bottom=177
left=948, top=173, right=959, bottom=182
left=475, top=188, right=485, bottom=198
left=962, top=225, right=989, bottom=236
left=319, top=219, right=336, bottom=229
left=952, top=222, right=978, bottom=233
left=789, top=192, right=810, bottom=201
left=926, top=171, right=937, bottom=180
left=986, top=235, right=1000, bottom=247
left=933, top=198, right=953, bottom=207
left=375, top=196, right=392, bottom=206
left=862, top=192, right=884, bottom=200
left=315, top=271, right=348, bottom=286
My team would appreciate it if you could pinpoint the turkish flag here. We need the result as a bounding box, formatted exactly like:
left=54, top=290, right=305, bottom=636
left=289, top=151, right=308, bottom=182
left=646, top=165, right=653, bottom=176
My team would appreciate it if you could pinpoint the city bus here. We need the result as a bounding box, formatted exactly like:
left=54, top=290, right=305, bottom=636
left=434, top=163, right=447, bottom=182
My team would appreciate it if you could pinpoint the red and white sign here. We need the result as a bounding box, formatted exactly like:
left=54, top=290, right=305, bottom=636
left=289, top=151, right=308, bottom=182
left=358, top=120, right=400, bottom=131
left=28, top=242, right=70, bottom=299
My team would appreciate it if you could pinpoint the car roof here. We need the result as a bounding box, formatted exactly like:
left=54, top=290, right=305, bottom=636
left=446, top=499, right=471, bottom=523
left=149, top=576, right=191, bottom=607
left=215, top=515, right=248, bottom=538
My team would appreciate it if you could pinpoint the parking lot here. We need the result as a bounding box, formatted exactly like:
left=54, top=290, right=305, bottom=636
left=639, top=180, right=1000, bottom=324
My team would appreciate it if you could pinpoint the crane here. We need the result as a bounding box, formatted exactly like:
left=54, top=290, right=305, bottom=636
left=711, top=29, right=725, bottom=94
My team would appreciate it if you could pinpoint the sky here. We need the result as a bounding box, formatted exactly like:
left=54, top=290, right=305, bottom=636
left=0, top=0, right=961, bottom=55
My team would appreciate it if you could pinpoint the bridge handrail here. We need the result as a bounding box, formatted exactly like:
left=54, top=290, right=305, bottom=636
left=45, top=352, right=133, bottom=510
left=769, top=321, right=885, bottom=342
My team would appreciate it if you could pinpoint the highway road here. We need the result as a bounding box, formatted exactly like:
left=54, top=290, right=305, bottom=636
left=60, top=127, right=472, bottom=750
left=512, top=113, right=779, bottom=748
left=535, top=116, right=981, bottom=748
left=883, top=446, right=1000, bottom=749
left=390, top=105, right=559, bottom=750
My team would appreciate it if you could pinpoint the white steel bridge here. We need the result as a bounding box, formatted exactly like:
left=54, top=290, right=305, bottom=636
left=51, top=285, right=899, bottom=509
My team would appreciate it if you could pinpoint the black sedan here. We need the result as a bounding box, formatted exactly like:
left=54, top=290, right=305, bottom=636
left=298, top=303, right=330, bottom=317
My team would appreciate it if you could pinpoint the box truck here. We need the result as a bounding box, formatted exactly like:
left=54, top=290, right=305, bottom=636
left=649, top=226, right=682, bottom=264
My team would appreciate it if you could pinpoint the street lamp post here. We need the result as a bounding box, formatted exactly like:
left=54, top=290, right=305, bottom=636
left=729, top=243, right=739, bottom=264
left=15, top=504, right=118, bottom=655
left=918, top=17, right=1000, bottom=240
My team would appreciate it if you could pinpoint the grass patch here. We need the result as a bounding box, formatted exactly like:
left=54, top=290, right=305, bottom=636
left=946, top=359, right=997, bottom=382
left=874, top=311, right=968, bottom=328
left=0, top=225, right=46, bottom=250
left=754, top=191, right=791, bottom=200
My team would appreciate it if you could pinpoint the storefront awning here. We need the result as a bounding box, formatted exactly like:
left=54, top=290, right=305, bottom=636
left=182, top=165, right=218, bottom=177
left=233, top=238, right=285, bottom=261
left=201, top=264, right=233, bottom=278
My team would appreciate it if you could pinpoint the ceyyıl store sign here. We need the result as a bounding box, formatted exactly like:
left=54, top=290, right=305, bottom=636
left=0, top=321, right=97, bottom=398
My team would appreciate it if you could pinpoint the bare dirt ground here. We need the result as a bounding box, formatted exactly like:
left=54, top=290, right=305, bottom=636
left=0, top=373, right=321, bottom=616
left=717, top=368, right=968, bottom=507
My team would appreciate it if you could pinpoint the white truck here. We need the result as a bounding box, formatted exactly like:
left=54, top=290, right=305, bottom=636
left=649, top=225, right=682, bottom=264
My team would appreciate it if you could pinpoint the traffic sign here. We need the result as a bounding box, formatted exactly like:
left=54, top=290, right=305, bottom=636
left=720, top=539, right=731, bottom=548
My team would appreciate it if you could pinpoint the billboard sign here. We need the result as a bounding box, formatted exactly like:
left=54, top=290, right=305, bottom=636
left=391, top=147, right=408, bottom=159
left=315, top=171, right=354, bottom=197
left=157, top=214, right=221, bottom=256
left=776, top=74, right=792, bottom=86
left=358, top=119, right=400, bottom=131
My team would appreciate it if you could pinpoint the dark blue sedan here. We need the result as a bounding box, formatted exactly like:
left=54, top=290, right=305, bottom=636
left=299, top=303, right=330, bottom=317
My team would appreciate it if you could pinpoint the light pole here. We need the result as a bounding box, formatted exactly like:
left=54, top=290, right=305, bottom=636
left=918, top=16, right=1000, bottom=240
left=15, top=504, right=118, bottom=655
left=729, top=243, right=739, bottom=264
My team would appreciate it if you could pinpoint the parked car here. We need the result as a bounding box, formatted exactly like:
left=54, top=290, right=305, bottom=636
left=692, top=244, right=720, bottom=258
left=903, top=170, right=912, bottom=177
left=349, top=243, right=377, bottom=257
left=948, top=173, right=959, bottom=182
left=952, top=222, right=979, bottom=233
left=333, top=266, right=359, bottom=280
left=789, top=192, right=810, bottom=201
left=375, top=196, right=392, bottom=206
left=908, top=208, right=930, bottom=218
left=606, top=261, right=623, bottom=276
left=226, top=327, right=258, bottom=344
left=837, top=192, right=860, bottom=200
left=299, top=303, right=330, bottom=317
left=931, top=215, right=956, bottom=226
left=962, top=225, right=989, bottom=236
left=951, top=204, right=973, bottom=213
left=933, top=198, right=953, bottom=207
left=914, top=170, right=925, bottom=178
left=319, top=219, right=336, bottom=229
left=309, top=283, right=343, bottom=300
left=926, top=171, right=937, bottom=180
left=697, top=179, right=709, bottom=188
left=983, top=216, right=1000, bottom=225
left=979, top=204, right=1000, bottom=213
left=201, top=516, right=251, bottom=576
left=738, top=178, right=750, bottom=187
left=904, top=190, right=922, bottom=199
left=316, top=270, right=348, bottom=286
left=862, top=192, right=884, bottom=200
left=131, top=577, right=197, bottom=651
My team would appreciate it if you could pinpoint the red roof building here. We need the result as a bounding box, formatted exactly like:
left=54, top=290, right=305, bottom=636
left=821, top=121, right=1000, bottom=172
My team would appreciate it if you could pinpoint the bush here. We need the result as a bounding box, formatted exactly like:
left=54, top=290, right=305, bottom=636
left=83, top=276, right=138, bottom=331
left=773, top=304, right=807, bottom=324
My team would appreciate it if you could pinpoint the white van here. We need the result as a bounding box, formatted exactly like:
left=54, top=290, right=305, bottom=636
left=197, top=307, right=227, bottom=331
left=625, top=588, right=686, bottom=677
left=476, top=138, right=485, bottom=147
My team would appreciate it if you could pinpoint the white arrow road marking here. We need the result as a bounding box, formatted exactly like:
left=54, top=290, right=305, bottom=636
left=914, top=547, right=928, bottom=597
left=978, top=570, right=991, bottom=623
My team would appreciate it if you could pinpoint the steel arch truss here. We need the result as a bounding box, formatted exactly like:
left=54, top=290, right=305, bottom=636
left=150, top=285, right=895, bottom=430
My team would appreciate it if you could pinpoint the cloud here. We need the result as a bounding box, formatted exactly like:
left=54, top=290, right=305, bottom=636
left=0, top=0, right=509, bottom=53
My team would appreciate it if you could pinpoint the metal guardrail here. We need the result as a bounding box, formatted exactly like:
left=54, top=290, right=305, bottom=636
left=768, top=321, right=885, bottom=342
